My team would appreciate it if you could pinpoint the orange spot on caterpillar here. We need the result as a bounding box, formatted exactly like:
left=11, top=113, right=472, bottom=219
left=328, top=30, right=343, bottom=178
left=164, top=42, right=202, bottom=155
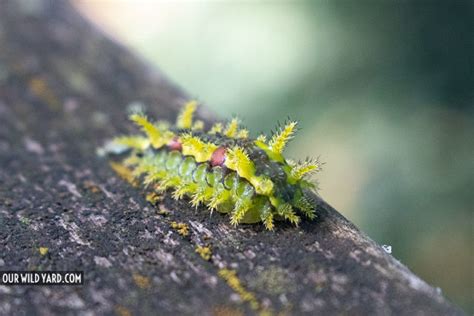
left=210, top=146, right=226, bottom=167
left=167, top=137, right=182, bottom=151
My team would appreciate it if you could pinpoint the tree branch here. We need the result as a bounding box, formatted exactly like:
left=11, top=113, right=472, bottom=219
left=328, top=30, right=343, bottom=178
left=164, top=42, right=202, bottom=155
left=0, top=1, right=463, bottom=315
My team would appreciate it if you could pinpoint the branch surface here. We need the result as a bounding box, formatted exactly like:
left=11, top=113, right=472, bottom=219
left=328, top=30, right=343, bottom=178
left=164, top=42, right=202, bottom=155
left=0, top=1, right=463, bottom=315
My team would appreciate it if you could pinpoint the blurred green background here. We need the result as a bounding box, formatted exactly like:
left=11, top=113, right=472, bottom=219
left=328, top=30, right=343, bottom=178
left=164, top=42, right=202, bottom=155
left=75, top=1, right=473, bottom=311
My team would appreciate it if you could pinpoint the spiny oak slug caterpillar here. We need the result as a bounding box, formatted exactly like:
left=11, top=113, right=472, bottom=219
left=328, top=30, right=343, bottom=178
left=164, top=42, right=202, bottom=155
left=101, top=101, right=320, bottom=230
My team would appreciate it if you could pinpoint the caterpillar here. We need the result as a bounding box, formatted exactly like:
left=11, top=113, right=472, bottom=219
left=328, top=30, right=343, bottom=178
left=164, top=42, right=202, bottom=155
left=101, top=101, right=320, bottom=230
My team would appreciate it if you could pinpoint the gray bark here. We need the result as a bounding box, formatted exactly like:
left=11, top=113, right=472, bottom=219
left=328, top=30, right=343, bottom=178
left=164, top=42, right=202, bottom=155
left=0, top=1, right=464, bottom=315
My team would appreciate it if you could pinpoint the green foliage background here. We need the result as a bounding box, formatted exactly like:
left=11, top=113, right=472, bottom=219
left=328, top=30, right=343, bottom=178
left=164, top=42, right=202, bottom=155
left=77, top=1, right=473, bottom=311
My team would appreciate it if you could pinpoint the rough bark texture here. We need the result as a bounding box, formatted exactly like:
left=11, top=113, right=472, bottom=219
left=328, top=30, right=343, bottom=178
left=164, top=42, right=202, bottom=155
left=0, top=1, right=464, bottom=315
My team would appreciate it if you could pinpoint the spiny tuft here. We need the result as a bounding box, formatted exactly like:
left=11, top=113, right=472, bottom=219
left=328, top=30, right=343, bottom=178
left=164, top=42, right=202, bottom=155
left=176, top=100, right=197, bottom=129
left=269, top=121, right=298, bottom=154
left=224, top=118, right=240, bottom=138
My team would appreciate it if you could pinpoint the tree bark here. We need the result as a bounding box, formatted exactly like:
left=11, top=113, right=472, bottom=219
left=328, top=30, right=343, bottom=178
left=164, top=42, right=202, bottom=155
left=0, top=1, right=464, bottom=315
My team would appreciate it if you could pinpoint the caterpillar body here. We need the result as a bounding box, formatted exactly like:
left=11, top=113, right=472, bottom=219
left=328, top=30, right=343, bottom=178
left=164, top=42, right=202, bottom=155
left=103, top=101, right=320, bottom=230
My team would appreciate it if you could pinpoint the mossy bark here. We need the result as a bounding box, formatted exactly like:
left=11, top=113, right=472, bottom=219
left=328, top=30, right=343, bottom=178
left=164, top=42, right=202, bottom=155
left=0, top=1, right=464, bottom=315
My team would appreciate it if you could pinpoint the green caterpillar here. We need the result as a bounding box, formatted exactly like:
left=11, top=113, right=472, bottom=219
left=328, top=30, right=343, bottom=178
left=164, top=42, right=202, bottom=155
left=102, top=101, right=320, bottom=230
